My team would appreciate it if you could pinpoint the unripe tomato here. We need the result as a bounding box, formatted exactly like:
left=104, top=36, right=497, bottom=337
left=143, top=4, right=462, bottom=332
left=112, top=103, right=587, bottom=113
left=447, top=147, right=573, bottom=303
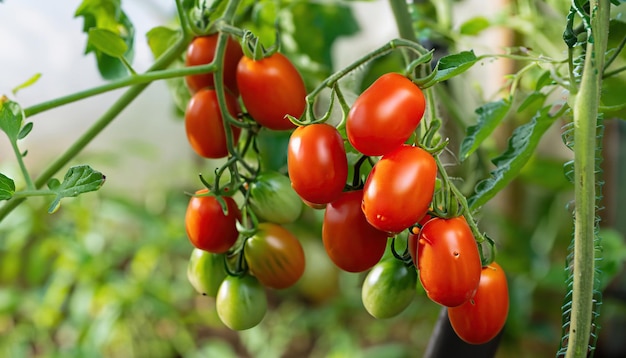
left=417, top=217, right=482, bottom=307
left=347, top=73, right=426, bottom=156
left=288, top=123, right=348, bottom=205
left=185, top=35, right=244, bottom=95
left=295, top=234, right=340, bottom=304
left=362, top=259, right=417, bottom=319
left=248, top=171, right=303, bottom=224
left=185, top=189, right=240, bottom=253
left=186, top=248, right=226, bottom=297
left=448, top=262, right=509, bottom=344
left=244, top=223, right=305, bottom=289
left=185, top=89, right=241, bottom=159
left=362, top=145, right=436, bottom=233
left=322, top=190, right=388, bottom=272
left=236, top=53, right=306, bottom=130
left=216, top=274, right=267, bottom=330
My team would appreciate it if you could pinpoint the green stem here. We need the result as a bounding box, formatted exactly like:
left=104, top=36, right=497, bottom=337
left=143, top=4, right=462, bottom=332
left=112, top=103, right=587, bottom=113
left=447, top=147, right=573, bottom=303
left=11, top=140, right=34, bottom=190
left=388, top=0, right=418, bottom=43
left=565, top=0, right=609, bottom=357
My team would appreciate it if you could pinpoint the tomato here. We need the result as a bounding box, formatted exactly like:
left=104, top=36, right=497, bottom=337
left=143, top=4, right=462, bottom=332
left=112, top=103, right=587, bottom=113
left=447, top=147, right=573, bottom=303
left=216, top=274, right=267, bottom=330
left=248, top=171, right=303, bottom=224
left=407, top=215, right=433, bottom=268
left=294, top=230, right=340, bottom=305
left=185, top=89, right=241, bottom=159
left=287, top=123, right=348, bottom=205
left=448, top=262, right=509, bottom=344
left=417, top=217, right=482, bottom=307
left=362, top=259, right=417, bottom=319
left=185, top=189, right=241, bottom=253
left=185, top=34, right=244, bottom=95
left=347, top=73, right=426, bottom=156
left=186, top=248, right=226, bottom=297
left=244, top=223, right=305, bottom=289
left=322, top=190, right=388, bottom=272
left=236, top=52, right=306, bottom=130
left=362, top=145, right=436, bottom=233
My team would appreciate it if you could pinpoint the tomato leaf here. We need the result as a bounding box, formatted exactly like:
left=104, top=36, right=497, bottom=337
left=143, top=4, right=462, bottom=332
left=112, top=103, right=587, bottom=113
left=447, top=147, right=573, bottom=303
left=459, top=98, right=512, bottom=161
left=0, top=99, right=24, bottom=142
left=468, top=106, right=556, bottom=209
left=46, top=165, right=106, bottom=213
left=459, top=17, right=490, bottom=36
left=17, top=122, right=33, bottom=140
left=517, top=91, right=547, bottom=113
left=87, top=28, right=128, bottom=58
left=0, top=173, right=15, bottom=201
left=11, top=73, right=42, bottom=95
left=431, top=51, right=478, bottom=83
left=146, top=26, right=180, bottom=59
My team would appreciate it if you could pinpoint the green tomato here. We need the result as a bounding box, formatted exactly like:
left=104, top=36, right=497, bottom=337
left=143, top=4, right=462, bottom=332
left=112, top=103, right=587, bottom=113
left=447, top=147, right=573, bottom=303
left=249, top=171, right=303, bottom=224
left=361, top=259, right=417, bottom=319
left=216, top=275, right=267, bottom=330
left=187, top=248, right=226, bottom=297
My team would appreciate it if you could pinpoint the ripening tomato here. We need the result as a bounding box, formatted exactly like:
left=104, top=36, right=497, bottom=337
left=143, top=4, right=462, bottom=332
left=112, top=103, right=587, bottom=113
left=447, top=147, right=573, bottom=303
left=185, top=35, right=244, bottom=95
left=347, top=73, right=426, bottom=156
left=362, top=145, right=436, bottom=233
left=244, top=223, right=305, bottom=289
left=216, top=274, right=267, bottom=330
left=185, top=189, right=240, bottom=253
left=288, top=123, right=348, bottom=205
left=448, top=262, right=509, bottom=344
left=361, top=259, right=417, bottom=319
left=236, top=53, right=306, bottom=130
left=248, top=171, right=303, bottom=224
left=185, top=89, right=241, bottom=158
left=322, top=190, right=388, bottom=272
left=417, top=217, right=482, bottom=307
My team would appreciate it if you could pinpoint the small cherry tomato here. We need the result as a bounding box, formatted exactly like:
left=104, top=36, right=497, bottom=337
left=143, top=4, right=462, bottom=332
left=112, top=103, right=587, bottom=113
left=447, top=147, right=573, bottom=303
left=248, top=171, right=303, bottom=224
left=362, top=259, right=417, bottom=319
left=216, top=274, right=267, bottom=330
left=186, top=248, right=226, bottom=297
left=185, top=34, right=243, bottom=95
left=185, top=189, right=240, bottom=253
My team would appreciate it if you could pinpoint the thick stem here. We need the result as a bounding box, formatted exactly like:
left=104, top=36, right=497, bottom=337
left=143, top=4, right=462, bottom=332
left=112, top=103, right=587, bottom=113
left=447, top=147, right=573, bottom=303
left=389, top=0, right=418, bottom=43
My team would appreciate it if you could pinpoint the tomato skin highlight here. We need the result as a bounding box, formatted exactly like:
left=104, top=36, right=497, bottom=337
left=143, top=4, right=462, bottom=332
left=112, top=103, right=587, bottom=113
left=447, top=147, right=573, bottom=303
left=236, top=53, right=306, bottom=130
left=417, top=217, right=482, bottom=307
left=362, top=145, right=436, bottom=233
left=216, top=275, right=267, bottom=330
left=347, top=73, right=426, bottom=156
left=244, top=223, right=305, bottom=289
left=288, top=123, right=348, bottom=205
left=322, top=190, right=388, bottom=273
left=448, top=262, right=509, bottom=344
left=185, top=35, right=243, bottom=95
left=184, top=89, right=241, bottom=159
left=185, top=189, right=241, bottom=253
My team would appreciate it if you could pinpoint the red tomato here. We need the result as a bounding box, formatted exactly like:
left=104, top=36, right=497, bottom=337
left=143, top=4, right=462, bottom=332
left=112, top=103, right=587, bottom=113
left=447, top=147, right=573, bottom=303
left=417, top=217, right=482, bottom=307
left=185, top=89, right=241, bottom=158
left=185, top=189, right=241, bottom=253
left=244, top=223, right=305, bottom=289
left=347, top=73, right=426, bottom=156
left=362, top=145, right=436, bottom=233
left=288, top=123, right=348, bottom=205
left=185, top=35, right=244, bottom=95
left=448, top=262, right=509, bottom=344
left=236, top=53, right=306, bottom=130
left=322, top=190, right=389, bottom=272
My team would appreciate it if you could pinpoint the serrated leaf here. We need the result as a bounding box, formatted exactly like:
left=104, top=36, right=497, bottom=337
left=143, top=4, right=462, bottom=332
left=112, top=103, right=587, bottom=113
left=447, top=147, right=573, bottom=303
left=88, top=28, right=128, bottom=57
left=459, top=17, right=490, bottom=36
left=468, top=106, right=556, bottom=209
left=17, top=122, right=33, bottom=140
left=0, top=99, right=24, bottom=142
left=459, top=98, right=512, bottom=161
left=0, top=173, right=15, bottom=200
left=431, top=51, right=478, bottom=83
left=47, top=165, right=106, bottom=213
left=146, top=26, right=180, bottom=59
left=12, top=73, right=42, bottom=95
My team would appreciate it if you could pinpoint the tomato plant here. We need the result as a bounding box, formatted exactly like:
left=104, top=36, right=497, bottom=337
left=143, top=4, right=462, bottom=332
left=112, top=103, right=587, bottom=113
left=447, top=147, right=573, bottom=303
left=448, top=262, right=509, bottom=344
left=347, top=73, right=426, bottom=156
left=248, top=171, right=303, bottom=224
left=361, top=259, right=418, bottom=319
left=244, top=223, right=305, bottom=289
left=322, top=190, right=388, bottom=272
left=417, top=216, right=482, bottom=307
left=187, top=248, right=226, bottom=297
left=236, top=52, right=306, bottom=130
left=216, top=274, right=267, bottom=331
left=185, top=189, right=241, bottom=253
left=185, top=34, right=244, bottom=95
left=184, top=88, right=241, bottom=159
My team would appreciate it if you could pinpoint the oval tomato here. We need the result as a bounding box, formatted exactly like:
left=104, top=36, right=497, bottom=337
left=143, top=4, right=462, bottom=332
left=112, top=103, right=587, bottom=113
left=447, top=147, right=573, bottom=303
left=185, top=189, right=241, bottom=253
left=294, top=231, right=340, bottom=305
left=244, top=223, right=305, bottom=289
left=216, top=274, right=267, bottom=330
left=322, top=190, right=388, bottom=272
left=186, top=248, right=226, bottom=297
left=362, top=259, right=417, bottom=319
left=185, top=34, right=244, bottom=95
left=185, top=89, right=241, bottom=158
left=287, top=123, right=348, bottom=205
left=448, top=262, right=509, bottom=344
left=347, top=73, right=426, bottom=156
left=362, top=145, right=436, bottom=233
left=248, top=171, right=303, bottom=224
left=236, top=53, right=306, bottom=130
left=417, top=217, right=482, bottom=307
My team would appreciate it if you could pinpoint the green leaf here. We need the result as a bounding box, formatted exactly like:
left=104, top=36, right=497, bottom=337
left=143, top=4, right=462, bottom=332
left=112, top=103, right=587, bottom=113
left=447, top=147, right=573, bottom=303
left=459, top=17, right=490, bottom=36
left=17, top=122, right=33, bottom=140
left=459, top=98, right=512, bottom=161
left=0, top=99, right=24, bottom=142
left=146, top=26, right=180, bottom=59
left=88, top=28, right=128, bottom=57
left=11, top=73, right=42, bottom=95
left=468, top=106, right=557, bottom=209
left=47, top=165, right=106, bottom=214
left=431, top=51, right=478, bottom=83
left=0, top=173, right=15, bottom=200
left=517, top=91, right=547, bottom=113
